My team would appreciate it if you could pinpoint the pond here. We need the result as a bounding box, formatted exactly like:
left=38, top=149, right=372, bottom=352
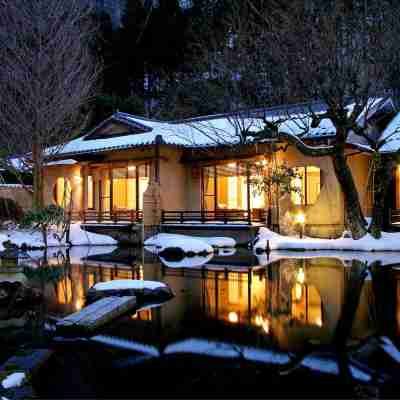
left=2, top=246, right=400, bottom=398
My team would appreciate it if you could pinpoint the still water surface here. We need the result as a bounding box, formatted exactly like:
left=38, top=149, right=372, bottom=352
left=10, top=245, right=399, bottom=355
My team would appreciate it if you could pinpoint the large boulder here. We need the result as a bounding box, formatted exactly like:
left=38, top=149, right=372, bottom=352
left=86, top=279, right=174, bottom=308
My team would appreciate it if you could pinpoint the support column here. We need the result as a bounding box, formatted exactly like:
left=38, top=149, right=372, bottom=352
left=81, top=163, right=89, bottom=213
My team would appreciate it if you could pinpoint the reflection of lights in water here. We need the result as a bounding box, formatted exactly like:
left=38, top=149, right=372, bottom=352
left=297, top=267, right=305, bottom=284
left=75, top=300, right=83, bottom=310
left=314, top=317, right=322, bottom=327
left=262, top=319, right=269, bottom=334
left=294, top=283, right=303, bottom=300
left=255, top=315, right=263, bottom=326
left=228, top=311, right=239, bottom=323
left=254, top=315, right=270, bottom=334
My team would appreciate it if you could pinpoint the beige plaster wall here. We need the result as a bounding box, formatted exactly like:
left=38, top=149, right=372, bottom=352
left=43, top=164, right=83, bottom=211
left=159, top=146, right=187, bottom=211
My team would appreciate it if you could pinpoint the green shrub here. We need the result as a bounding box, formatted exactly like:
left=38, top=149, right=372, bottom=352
left=0, top=197, right=24, bottom=222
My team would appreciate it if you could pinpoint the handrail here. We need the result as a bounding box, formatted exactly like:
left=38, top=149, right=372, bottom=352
left=161, top=209, right=266, bottom=225
left=68, top=209, right=143, bottom=223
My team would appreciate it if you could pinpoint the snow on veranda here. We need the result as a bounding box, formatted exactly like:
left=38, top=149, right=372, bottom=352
left=254, top=227, right=400, bottom=252
left=0, top=223, right=116, bottom=250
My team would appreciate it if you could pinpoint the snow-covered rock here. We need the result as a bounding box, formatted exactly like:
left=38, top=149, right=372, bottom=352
left=144, top=233, right=213, bottom=255
left=93, top=280, right=165, bottom=291
left=87, top=279, right=174, bottom=306
left=255, top=227, right=400, bottom=252
left=2, top=372, right=26, bottom=389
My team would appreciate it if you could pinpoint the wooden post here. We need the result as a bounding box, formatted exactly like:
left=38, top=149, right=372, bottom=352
left=246, top=162, right=251, bottom=225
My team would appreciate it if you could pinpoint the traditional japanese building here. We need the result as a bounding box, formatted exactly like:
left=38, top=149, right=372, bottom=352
left=42, top=99, right=400, bottom=240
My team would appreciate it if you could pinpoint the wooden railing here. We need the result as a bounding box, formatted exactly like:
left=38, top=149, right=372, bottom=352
left=390, top=208, right=400, bottom=224
left=69, top=210, right=143, bottom=223
left=161, top=209, right=266, bottom=225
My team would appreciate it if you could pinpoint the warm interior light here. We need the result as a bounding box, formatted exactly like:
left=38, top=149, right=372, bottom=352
left=228, top=162, right=236, bottom=168
left=261, top=159, right=268, bottom=166
left=128, top=165, right=136, bottom=171
left=74, top=176, right=83, bottom=184
left=295, top=212, right=306, bottom=225
left=297, top=267, right=305, bottom=284
left=228, top=311, right=239, bottom=323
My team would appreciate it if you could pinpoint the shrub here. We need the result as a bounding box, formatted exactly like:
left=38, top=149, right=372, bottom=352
left=20, top=205, right=66, bottom=247
left=0, top=197, right=24, bottom=222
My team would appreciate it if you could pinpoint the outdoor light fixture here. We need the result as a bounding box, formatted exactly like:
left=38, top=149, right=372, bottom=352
left=228, top=311, right=239, bottom=323
left=295, top=212, right=306, bottom=238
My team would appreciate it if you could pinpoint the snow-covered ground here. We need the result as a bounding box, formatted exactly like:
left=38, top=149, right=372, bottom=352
left=0, top=223, right=116, bottom=251
left=255, top=227, right=400, bottom=252
left=1, top=372, right=26, bottom=389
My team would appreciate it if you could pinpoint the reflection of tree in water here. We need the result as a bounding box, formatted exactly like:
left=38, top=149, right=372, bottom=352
left=18, top=249, right=71, bottom=346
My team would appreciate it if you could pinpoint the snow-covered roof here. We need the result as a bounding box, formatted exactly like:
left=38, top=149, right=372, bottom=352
left=54, top=98, right=395, bottom=158
left=45, top=159, right=78, bottom=166
left=378, top=112, right=400, bottom=153
left=55, top=110, right=337, bottom=157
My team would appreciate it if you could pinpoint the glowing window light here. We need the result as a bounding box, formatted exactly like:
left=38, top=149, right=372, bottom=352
left=262, top=319, right=270, bottom=334
left=254, top=315, right=263, bottom=326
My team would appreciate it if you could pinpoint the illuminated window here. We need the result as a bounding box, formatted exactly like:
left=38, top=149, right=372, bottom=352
left=87, top=175, right=94, bottom=209
left=291, top=166, right=321, bottom=205
left=112, top=168, right=128, bottom=209
left=54, top=177, right=72, bottom=208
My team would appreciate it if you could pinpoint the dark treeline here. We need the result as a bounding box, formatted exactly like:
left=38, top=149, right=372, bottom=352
left=91, top=0, right=235, bottom=125
left=90, top=0, right=400, bottom=127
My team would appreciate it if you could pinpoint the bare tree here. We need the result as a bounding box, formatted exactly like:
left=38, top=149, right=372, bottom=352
left=0, top=0, right=100, bottom=208
left=184, top=0, right=400, bottom=239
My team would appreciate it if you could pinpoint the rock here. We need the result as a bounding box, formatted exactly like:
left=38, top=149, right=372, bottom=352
left=0, top=282, right=42, bottom=320
left=86, top=283, right=174, bottom=308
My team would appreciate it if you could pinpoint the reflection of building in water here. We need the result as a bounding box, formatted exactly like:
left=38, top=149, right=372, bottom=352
left=45, top=261, right=142, bottom=316
left=44, top=254, right=378, bottom=352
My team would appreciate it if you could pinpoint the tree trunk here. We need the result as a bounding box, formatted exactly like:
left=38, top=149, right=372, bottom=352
left=332, top=152, right=367, bottom=239
left=369, top=155, right=395, bottom=239
left=32, top=140, right=44, bottom=210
